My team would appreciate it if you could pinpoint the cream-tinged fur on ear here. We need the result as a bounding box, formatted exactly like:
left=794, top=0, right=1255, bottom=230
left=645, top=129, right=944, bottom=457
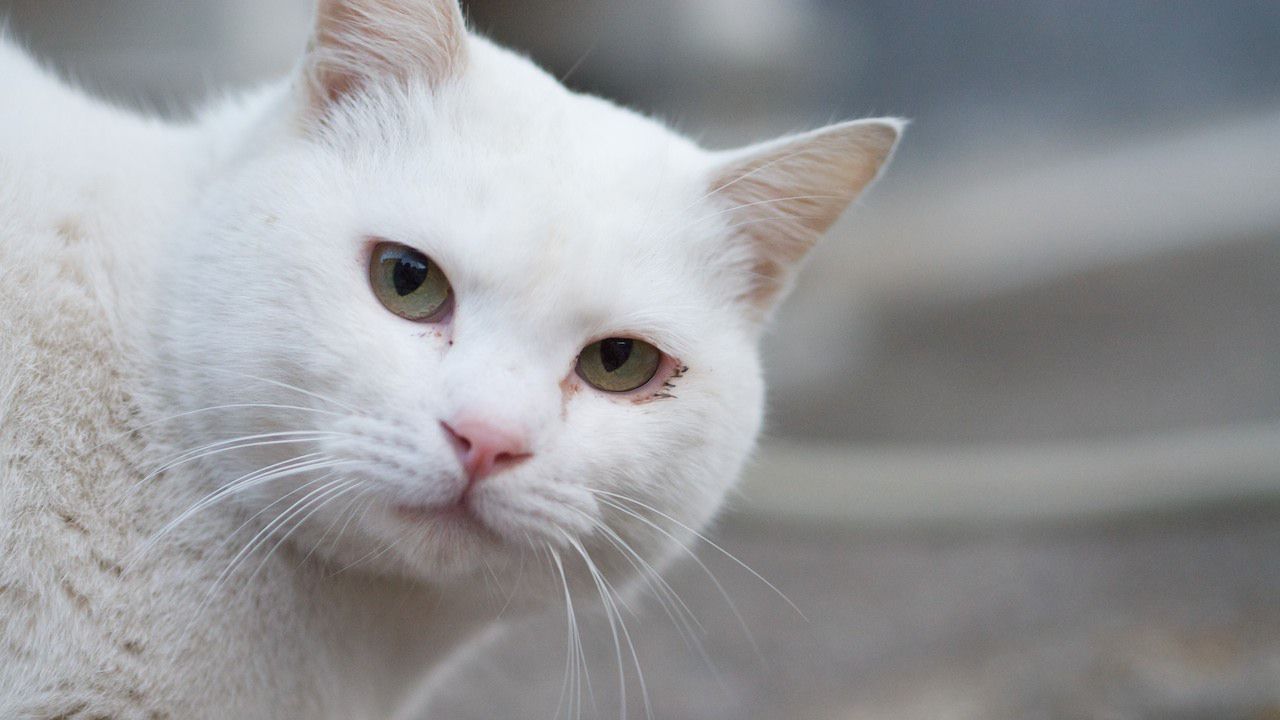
left=304, top=0, right=467, bottom=110
left=708, top=118, right=904, bottom=316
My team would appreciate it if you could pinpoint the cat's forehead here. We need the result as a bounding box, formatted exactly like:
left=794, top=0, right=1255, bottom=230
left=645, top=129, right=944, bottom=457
left=317, top=48, right=728, bottom=337
left=396, top=156, right=720, bottom=350
left=329, top=38, right=710, bottom=226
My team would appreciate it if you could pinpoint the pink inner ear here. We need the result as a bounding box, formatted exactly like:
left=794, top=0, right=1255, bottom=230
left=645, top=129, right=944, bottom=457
left=708, top=120, right=901, bottom=315
left=305, top=0, right=468, bottom=111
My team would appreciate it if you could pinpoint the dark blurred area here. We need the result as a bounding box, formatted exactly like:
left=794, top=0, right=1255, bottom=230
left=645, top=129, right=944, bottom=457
left=3, top=1, right=1278, bottom=718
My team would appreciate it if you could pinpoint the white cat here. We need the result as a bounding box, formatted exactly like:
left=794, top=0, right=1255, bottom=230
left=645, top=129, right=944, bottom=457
left=0, top=0, right=900, bottom=716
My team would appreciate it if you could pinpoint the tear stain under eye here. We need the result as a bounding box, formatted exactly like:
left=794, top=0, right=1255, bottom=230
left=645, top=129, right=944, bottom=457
left=559, top=375, right=580, bottom=419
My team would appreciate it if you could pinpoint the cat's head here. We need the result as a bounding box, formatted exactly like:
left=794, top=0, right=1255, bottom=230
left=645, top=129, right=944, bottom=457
left=155, top=0, right=899, bottom=596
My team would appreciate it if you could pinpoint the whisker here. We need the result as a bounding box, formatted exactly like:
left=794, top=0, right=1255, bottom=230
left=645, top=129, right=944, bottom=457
left=591, top=495, right=768, bottom=666
left=129, top=454, right=348, bottom=567
left=337, top=495, right=385, bottom=559
left=86, top=402, right=344, bottom=455
left=302, top=486, right=377, bottom=566
left=246, top=480, right=361, bottom=584
left=564, top=535, right=623, bottom=720
left=549, top=546, right=593, bottom=720
left=145, top=453, right=333, bottom=536
left=593, top=490, right=806, bottom=620
left=492, top=543, right=526, bottom=622
left=130, top=430, right=349, bottom=493
left=208, top=475, right=354, bottom=607
left=584, top=514, right=714, bottom=669
left=563, top=531, right=653, bottom=720
left=189, top=365, right=362, bottom=413
left=557, top=40, right=596, bottom=85
left=330, top=525, right=405, bottom=576
left=211, top=469, right=353, bottom=564
left=548, top=545, right=574, bottom=720
left=175, top=473, right=351, bottom=647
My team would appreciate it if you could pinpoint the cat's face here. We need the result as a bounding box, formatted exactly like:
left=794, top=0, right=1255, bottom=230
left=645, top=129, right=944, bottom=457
left=154, top=0, right=898, bottom=597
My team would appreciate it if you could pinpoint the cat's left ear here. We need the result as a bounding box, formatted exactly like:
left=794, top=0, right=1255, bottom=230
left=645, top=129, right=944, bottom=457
left=302, top=0, right=467, bottom=114
left=706, top=118, right=903, bottom=320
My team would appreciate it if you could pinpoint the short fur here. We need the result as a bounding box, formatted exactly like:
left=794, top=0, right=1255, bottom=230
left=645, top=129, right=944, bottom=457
left=0, top=2, right=900, bottom=717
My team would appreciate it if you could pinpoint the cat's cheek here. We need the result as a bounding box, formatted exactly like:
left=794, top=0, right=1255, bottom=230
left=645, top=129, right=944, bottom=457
left=415, top=325, right=453, bottom=346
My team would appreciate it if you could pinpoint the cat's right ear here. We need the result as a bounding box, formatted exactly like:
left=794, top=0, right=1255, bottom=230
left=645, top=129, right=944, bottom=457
left=301, top=0, right=467, bottom=115
left=704, top=119, right=903, bottom=322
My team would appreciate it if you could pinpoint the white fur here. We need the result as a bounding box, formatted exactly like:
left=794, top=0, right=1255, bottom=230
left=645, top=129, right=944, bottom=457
left=0, top=3, right=899, bottom=716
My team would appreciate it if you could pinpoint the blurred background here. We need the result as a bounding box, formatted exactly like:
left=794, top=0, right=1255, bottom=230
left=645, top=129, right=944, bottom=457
left=5, top=1, right=1279, bottom=718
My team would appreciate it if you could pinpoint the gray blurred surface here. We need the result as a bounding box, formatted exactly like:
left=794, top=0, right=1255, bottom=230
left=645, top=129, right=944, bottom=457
left=780, top=235, right=1280, bottom=444
left=427, top=511, right=1280, bottom=720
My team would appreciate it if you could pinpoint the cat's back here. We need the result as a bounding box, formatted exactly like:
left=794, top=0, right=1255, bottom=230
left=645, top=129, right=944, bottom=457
left=0, top=40, right=194, bottom=712
left=0, top=38, right=198, bottom=291
left=0, top=40, right=146, bottom=474
left=0, top=38, right=198, bottom=420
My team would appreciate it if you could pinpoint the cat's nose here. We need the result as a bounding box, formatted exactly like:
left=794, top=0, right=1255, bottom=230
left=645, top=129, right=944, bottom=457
left=440, top=418, right=532, bottom=484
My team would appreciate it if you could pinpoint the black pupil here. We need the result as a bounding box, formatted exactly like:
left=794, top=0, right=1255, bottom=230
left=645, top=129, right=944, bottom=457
left=392, top=255, right=429, bottom=296
left=599, top=339, right=633, bottom=373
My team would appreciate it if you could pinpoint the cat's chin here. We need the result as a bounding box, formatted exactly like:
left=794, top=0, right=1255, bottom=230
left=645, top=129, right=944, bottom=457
left=308, top=479, right=614, bottom=595
left=389, top=500, right=504, bottom=544
left=334, top=510, right=509, bottom=586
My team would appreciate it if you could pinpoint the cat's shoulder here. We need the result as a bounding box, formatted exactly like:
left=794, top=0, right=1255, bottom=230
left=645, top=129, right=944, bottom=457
left=0, top=39, right=200, bottom=336
left=0, top=41, right=162, bottom=484
left=0, top=39, right=198, bottom=231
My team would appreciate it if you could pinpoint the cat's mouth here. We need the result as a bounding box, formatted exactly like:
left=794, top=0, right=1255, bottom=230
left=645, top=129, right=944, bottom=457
left=385, top=479, right=598, bottom=548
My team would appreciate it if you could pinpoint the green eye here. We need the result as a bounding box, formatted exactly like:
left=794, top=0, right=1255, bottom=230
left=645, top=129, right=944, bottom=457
left=576, top=338, right=663, bottom=393
left=370, top=242, right=452, bottom=322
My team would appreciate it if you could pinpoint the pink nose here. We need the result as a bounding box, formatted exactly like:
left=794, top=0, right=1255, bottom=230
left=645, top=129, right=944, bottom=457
left=441, top=418, right=532, bottom=484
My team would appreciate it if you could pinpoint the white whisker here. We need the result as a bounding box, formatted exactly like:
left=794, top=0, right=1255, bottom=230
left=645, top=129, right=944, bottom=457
left=585, top=514, right=714, bottom=671
left=190, top=365, right=362, bottom=413
left=86, top=402, right=343, bottom=455
left=593, top=490, right=806, bottom=620
left=303, top=487, right=377, bottom=566
left=208, top=475, right=354, bottom=606
left=591, top=494, right=768, bottom=665
left=563, top=531, right=652, bottom=720
left=129, top=454, right=349, bottom=567
left=130, top=430, right=349, bottom=493
left=549, top=546, right=592, bottom=720
left=247, top=480, right=361, bottom=583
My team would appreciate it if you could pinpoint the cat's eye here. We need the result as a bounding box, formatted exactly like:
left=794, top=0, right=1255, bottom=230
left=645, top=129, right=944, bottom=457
left=369, top=242, right=452, bottom=322
left=576, top=338, right=663, bottom=393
